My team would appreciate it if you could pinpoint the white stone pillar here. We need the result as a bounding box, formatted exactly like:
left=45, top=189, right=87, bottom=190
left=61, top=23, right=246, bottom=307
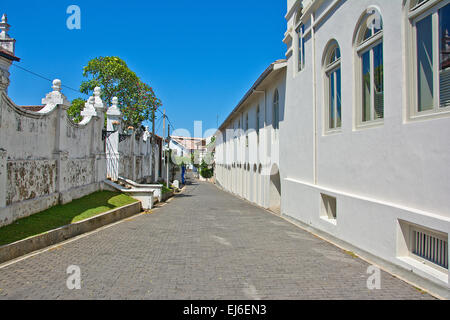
left=106, top=97, right=121, bottom=182
left=0, top=14, right=19, bottom=95
left=92, top=87, right=106, bottom=184
left=42, top=80, right=71, bottom=203
left=131, top=129, right=136, bottom=181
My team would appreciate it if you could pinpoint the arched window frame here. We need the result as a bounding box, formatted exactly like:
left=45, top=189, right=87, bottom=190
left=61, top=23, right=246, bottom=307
left=406, top=0, right=450, bottom=119
left=323, top=40, right=342, bottom=132
left=272, top=89, right=280, bottom=138
left=354, top=7, right=385, bottom=127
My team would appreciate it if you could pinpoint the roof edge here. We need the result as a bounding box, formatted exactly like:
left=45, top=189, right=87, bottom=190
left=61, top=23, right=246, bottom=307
left=217, top=59, right=287, bottom=133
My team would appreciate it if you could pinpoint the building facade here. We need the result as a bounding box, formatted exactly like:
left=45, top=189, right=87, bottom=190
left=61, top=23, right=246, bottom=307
left=215, top=60, right=287, bottom=212
left=216, top=0, right=450, bottom=289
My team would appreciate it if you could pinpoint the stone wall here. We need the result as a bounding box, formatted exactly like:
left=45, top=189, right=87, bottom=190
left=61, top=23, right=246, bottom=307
left=117, top=128, right=159, bottom=184
left=0, top=81, right=107, bottom=227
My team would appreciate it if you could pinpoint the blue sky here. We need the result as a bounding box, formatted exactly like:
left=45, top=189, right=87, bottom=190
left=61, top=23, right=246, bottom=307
left=5, top=0, right=287, bottom=137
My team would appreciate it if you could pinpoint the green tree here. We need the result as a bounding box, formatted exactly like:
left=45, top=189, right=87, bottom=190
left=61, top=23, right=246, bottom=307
left=67, top=98, right=85, bottom=123
left=75, top=56, right=161, bottom=128
left=199, top=159, right=213, bottom=179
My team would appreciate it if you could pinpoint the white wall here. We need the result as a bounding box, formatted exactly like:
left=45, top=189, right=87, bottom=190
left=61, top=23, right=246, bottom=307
left=282, top=0, right=450, bottom=287
left=0, top=84, right=107, bottom=227
left=215, top=67, right=286, bottom=210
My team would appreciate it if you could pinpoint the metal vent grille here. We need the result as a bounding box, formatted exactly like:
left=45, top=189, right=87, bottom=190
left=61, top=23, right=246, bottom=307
left=412, top=229, right=448, bottom=270
left=440, top=68, right=450, bottom=108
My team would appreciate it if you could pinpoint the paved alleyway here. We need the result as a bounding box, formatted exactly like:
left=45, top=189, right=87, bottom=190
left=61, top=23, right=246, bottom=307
left=0, top=181, right=434, bottom=300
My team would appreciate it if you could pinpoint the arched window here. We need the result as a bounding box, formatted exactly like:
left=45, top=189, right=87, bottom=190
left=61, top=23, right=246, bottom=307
left=323, top=41, right=342, bottom=131
left=407, top=0, right=450, bottom=117
left=295, top=7, right=305, bottom=72
left=355, top=8, right=384, bottom=125
left=273, top=89, right=280, bottom=134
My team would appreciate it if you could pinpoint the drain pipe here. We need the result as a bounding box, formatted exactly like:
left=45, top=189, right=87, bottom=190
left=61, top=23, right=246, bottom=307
left=311, top=12, right=318, bottom=185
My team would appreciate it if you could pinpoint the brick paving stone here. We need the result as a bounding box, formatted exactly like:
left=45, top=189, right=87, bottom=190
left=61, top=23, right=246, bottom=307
left=0, top=181, right=436, bottom=300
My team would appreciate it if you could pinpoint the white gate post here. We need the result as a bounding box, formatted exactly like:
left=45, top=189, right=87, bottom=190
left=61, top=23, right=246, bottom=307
left=106, top=97, right=121, bottom=182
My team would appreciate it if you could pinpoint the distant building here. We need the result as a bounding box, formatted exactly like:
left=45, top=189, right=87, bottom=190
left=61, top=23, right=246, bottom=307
left=169, top=136, right=207, bottom=167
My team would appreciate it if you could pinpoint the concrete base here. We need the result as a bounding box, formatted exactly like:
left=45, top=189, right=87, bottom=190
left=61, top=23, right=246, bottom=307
left=104, top=179, right=155, bottom=210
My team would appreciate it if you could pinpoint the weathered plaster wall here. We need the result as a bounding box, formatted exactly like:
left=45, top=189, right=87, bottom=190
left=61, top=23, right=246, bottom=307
left=6, top=160, right=57, bottom=206
left=0, top=83, right=107, bottom=227
left=117, top=130, right=157, bottom=183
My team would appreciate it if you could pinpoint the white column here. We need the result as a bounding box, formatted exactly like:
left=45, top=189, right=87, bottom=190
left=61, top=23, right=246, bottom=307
left=106, top=97, right=121, bottom=182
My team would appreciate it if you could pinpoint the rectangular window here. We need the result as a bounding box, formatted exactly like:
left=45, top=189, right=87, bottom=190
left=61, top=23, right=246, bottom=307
left=411, top=2, right=450, bottom=117
left=362, top=50, right=371, bottom=122
left=245, top=114, right=249, bottom=148
left=297, top=24, right=305, bottom=72
left=336, top=67, right=342, bottom=128
left=256, top=107, right=260, bottom=144
left=320, top=193, right=337, bottom=222
left=417, top=15, right=434, bottom=112
left=329, top=72, right=335, bottom=129
left=328, top=68, right=341, bottom=130
left=439, top=4, right=450, bottom=108
left=373, top=43, right=384, bottom=119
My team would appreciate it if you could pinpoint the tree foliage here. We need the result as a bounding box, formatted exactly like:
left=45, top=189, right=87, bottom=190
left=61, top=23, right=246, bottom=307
left=67, top=98, right=85, bottom=123
left=70, top=56, right=162, bottom=128
left=199, top=159, right=214, bottom=179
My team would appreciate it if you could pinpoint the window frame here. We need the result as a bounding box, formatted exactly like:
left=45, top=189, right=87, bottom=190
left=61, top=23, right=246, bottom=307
left=272, top=89, right=280, bottom=139
left=245, top=113, right=249, bottom=148
left=323, top=42, right=342, bottom=133
left=354, top=8, right=385, bottom=128
left=297, top=23, right=306, bottom=72
left=295, top=7, right=306, bottom=73
left=256, top=105, right=260, bottom=144
left=407, top=0, right=450, bottom=120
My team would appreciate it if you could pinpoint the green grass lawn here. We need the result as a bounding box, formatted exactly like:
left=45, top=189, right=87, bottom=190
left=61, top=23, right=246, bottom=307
left=0, top=191, right=138, bottom=247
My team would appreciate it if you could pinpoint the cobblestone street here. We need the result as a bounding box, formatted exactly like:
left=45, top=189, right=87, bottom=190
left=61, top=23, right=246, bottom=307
left=0, top=181, right=435, bottom=300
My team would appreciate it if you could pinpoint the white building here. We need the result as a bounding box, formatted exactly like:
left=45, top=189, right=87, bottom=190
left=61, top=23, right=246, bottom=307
left=216, top=0, right=450, bottom=289
left=215, top=60, right=287, bottom=213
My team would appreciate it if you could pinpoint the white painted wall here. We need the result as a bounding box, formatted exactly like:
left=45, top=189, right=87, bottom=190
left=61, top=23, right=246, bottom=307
left=215, top=65, right=286, bottom=211
left=282, top=0, right=450, bottom=287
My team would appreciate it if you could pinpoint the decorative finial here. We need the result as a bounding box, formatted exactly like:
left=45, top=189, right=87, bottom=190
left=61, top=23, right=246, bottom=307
left=40, top=78, right=70, bottom=112
left=0, top=13, right=10, bottom=36
left=0, top=13, right=15, bottom=55
left=93, top=86, right=104, bottom=110
left=107, top=96, right=121, bottom=116
left=52, top=79, right=61, bottom=92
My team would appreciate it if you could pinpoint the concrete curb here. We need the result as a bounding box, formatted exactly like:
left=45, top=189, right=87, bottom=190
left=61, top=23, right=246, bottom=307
left=161, top=191, right=174, bottom=202
left=0, top=201, right=142, bottom=265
